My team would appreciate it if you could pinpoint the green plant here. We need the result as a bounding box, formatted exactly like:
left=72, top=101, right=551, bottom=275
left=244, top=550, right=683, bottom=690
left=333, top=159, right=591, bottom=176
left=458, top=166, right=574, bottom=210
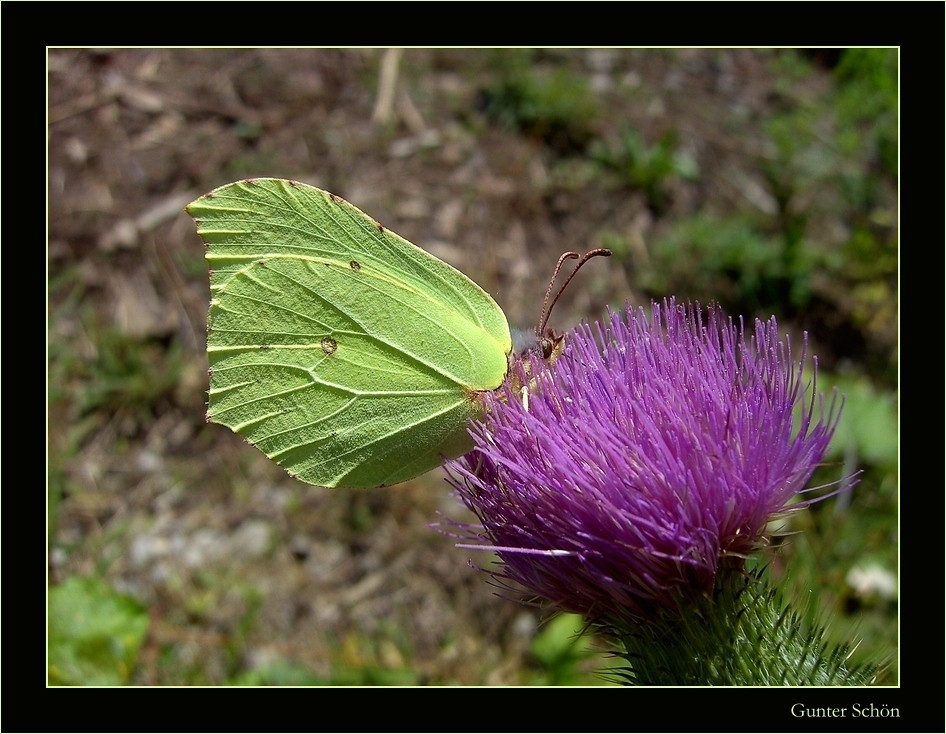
left=590, top=125, right=698, bottom=210
left=527, top=613, right=616, bottom=685
left=480, top=50, right=598, bottom=154
left=48, top=577, right=150, bottom=686
left=753, top=50, right=898, bottom=384
left=833, top=48, right=898, bottom=177
left=609, top=213, right=818, bottom=315
left=48, top=288, right=186, bottom=437
left=79, top=333, right=184, bottom=420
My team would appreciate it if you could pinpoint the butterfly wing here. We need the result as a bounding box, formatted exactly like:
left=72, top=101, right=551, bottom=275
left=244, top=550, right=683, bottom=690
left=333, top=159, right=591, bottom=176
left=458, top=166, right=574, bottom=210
left=188, top=178, right=512, bottom=488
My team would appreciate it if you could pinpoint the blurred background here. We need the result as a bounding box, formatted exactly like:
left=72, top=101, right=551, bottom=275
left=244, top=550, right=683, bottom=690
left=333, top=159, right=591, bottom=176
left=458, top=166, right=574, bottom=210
left=47, top=48, right=898, bottom=686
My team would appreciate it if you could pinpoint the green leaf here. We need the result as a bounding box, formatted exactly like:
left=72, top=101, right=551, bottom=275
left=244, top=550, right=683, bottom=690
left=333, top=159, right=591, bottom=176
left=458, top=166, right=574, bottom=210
left=187, top=179, right=512, bottom=488
left=821, top=374, right=898, bottom=468
left=48, top=577, right=149, bottom=686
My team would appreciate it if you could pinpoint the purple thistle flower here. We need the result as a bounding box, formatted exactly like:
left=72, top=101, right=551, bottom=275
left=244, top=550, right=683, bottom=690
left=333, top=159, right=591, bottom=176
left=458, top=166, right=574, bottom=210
left=446, top=299, right=846, bottom=624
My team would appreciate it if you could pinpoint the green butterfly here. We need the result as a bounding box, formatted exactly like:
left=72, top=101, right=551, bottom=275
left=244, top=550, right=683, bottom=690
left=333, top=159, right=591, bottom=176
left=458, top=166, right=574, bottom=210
left=187, top=178, right=606, bottom=489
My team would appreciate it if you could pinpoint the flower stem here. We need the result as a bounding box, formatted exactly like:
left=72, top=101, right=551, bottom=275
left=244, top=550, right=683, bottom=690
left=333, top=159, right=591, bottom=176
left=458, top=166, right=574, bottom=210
left=604, top=567, right=881, bottom=686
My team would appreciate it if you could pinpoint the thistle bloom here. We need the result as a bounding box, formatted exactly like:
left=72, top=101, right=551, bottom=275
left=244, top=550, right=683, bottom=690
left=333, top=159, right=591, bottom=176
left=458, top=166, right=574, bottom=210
left=447, top=299, right=844, bottom=625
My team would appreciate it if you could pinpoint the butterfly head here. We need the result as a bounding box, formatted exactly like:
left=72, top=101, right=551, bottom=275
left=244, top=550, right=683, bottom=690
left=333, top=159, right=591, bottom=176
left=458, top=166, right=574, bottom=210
left=502, top=248, right=609, bottom=396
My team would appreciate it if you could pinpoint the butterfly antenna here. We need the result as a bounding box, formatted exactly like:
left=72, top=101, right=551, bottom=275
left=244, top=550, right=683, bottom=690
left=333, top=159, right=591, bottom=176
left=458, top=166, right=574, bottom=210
left=537, top=248, right=612, bottom=335
left=537, top=252, right=579, bottom=335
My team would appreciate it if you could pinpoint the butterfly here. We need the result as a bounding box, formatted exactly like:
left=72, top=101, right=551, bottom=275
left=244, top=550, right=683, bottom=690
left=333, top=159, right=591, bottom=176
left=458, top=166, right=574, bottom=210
left=187, top=178, right=607, bottom=488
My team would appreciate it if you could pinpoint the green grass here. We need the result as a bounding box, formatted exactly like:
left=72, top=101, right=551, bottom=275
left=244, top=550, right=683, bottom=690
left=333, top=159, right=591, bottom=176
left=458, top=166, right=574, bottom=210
left=480, top=49, right=599, bottom=155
